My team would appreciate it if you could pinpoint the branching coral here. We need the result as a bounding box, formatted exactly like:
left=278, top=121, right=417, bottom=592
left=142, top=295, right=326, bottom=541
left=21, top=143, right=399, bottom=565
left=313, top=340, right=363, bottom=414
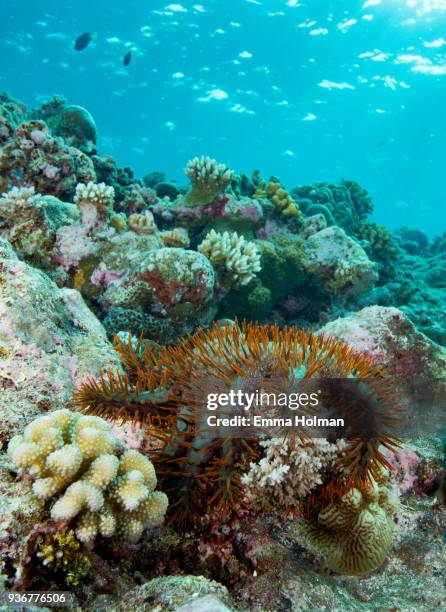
left=242, top=438, right=346, bottom=510
left=8, top=409, right=168, bottom=546
left=198, top=229, right=261, bottom=288
left=74, top=181, right=115, bottom=223
left=72, top=321, right=400, bottom=528
left=0, top=185, right=40, bottom=223
left=184, top=156, right=234, bottom=205
left=301, top=476, right=399, bottom=575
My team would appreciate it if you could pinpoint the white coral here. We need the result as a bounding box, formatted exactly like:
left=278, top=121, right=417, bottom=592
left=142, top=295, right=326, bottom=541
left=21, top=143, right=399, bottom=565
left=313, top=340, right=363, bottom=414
left=242, top=437, right=346, bottom=508
left=0, top=186, right=40, bottom=220
left=198, top=229, right=261, bottom=287
left=74, top=181, right=114, bottom=222
left=184, top=156, right=233, bottom=204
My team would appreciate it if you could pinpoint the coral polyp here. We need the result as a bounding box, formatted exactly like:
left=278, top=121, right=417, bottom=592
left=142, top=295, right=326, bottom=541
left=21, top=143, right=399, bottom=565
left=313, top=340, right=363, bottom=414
left=72, top=320, right=400, bottom=526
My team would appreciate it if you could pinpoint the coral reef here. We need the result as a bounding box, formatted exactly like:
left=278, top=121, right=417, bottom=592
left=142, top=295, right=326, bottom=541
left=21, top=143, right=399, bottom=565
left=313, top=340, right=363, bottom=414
left=1, top=90, right=445, bottom=609
left=8, top=409, right=168, bottom=546
left=185, top=156, right=234, bottom=205
left=35, top=528, right=91, bottom=586
left=198, top=229, right=261, bottom=288
left=74, top=181, right=115, bottom=224
left=292, top=179, right=373, bottom=236
left=301, top=477, right=399, bottom=575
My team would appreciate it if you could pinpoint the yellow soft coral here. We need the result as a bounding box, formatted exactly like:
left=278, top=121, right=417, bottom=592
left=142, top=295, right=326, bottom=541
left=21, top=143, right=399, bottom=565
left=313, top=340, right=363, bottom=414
left=8, top=410, right=168, bottom=548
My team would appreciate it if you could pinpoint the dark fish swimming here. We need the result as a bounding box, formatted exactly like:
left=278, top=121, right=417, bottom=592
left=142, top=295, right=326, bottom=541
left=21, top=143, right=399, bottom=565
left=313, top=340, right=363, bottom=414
left=74, top=32, right=93, bottom=51
left=123, top=51, right=132, bottom=66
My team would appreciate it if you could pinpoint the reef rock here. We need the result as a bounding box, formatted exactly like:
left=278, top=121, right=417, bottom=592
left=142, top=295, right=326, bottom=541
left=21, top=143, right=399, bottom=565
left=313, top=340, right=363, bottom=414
left=320, top=305, right=446, bottom=380
left=113, top=575, right=234, bottom=612
left=0, top=237, right=120, bottom=442
left=302, top=226, right=378, bottom=296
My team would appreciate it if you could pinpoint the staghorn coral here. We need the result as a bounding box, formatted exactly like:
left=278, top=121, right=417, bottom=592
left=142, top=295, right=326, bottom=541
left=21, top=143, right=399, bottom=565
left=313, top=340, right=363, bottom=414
left=184, top=156, right=234, bottom=205
left=198, top=229, right=261, bottom=288
left=242, top=437, right=346, bottom=511
left=74, top=181, right=115, bottom=224
left=7, top=409, right=168, bottom=547
left=301, top=477, right=399, bottom=575
left=73, top=321, right=400, bottom=528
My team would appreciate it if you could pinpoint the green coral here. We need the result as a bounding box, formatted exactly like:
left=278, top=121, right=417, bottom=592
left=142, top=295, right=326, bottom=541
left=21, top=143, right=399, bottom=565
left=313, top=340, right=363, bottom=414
left=8, top=409, right=168, bottom=547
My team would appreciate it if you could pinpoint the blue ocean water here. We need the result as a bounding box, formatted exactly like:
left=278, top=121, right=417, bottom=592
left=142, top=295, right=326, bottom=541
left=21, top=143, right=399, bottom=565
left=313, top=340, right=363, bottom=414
left=1, top=0, right=446, bottom=236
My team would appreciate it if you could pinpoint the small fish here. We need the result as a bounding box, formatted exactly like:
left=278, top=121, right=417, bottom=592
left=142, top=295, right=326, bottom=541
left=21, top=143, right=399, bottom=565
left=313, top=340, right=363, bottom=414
left=123, top=51, right=132, bottom=66
left=74, top=32, right=93, bottom=51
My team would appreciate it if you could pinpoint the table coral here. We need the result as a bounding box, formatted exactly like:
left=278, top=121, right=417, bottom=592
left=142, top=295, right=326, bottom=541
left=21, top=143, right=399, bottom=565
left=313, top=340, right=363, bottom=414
left=301, top=477, right=399, bottom=575
left=7, top=409, right=168, bottom=547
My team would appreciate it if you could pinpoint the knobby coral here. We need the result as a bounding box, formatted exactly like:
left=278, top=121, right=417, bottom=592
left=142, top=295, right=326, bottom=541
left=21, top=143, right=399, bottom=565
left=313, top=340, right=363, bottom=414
left=198, top=229, right=261, bottom=288
left=7, top=409, right=168, bottom=546
left=72, top=321, right=400, bottom=528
